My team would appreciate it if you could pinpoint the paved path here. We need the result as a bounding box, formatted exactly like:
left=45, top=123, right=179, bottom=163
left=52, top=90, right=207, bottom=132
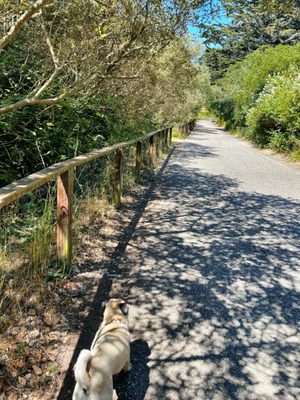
left=112, top=121, right=300, bottom=400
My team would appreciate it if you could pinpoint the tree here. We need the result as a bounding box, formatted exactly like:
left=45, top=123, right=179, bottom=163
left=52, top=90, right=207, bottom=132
left=0, top=3, right=211, bottom=185
left=111, top=37, right=210, bottom=125
left=199, top=0, right=300, bottom=80
left=0, top=0, right=205, bottom=114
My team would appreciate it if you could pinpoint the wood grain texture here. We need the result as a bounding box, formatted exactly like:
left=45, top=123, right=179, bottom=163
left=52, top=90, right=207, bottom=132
left=57, top=168, right=73, bottom=263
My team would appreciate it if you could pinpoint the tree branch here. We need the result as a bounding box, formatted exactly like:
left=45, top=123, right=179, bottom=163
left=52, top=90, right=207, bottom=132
left=33, top=67, right=62, bottom=97
left=41, top=15, right=59, bottom=69
left=0, top=94, right=69, bottom=114
left=0, top=0, right=53, bottom=51
left=0, top=74, right=139, bottom=114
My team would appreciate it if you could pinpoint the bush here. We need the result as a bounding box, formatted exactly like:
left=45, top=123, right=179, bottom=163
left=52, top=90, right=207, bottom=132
left=269, top=131, right=298, bottom=153
left=0, top=97, right=156, bottom=187
left=221, top=43, right=300, bottom=124
left=209, top=43, right=300, bottom=128
left=209, top=98, right=235, bottom=128
left=246, top=67, right=300, bottom=149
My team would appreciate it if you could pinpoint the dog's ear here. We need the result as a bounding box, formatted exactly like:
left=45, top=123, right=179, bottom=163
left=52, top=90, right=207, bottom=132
left=102, top=300, right=107, bottom=309
left=119, top=302, right=129, bottom=316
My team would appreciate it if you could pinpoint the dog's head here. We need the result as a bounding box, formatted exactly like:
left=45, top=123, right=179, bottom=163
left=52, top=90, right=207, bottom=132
left=103, top=298, right=129, bottom=324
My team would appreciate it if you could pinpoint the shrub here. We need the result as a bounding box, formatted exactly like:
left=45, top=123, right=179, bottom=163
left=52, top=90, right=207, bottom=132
left=269, top=131, right=298, bottom=153
left=209, top=43, right=300, bottom=129
left=222, top=43, right=300, bottom=123
left=246, top=67, right=300, bottom=149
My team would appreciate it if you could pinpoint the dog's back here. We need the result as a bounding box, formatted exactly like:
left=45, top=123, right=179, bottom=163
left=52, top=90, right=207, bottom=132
left=72, top=299, right=130, bottom=400
left=92, top=325, right=130, bottom=375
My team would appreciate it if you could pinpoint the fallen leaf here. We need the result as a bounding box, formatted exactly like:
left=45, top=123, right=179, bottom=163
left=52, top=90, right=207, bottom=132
left=18, top=376, right=26, bottom=386
left=32, top=365, right=42, bottom=375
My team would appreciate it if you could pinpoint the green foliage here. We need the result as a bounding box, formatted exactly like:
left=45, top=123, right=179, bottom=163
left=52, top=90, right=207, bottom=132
left=208, top=43, right=300, bottom=153
left=222, top=44, right=300, bottom=124
left=150, top=39, right=208, bottom=124
left=246, top=67, right=300, bottom=150
left=290, top=147, right=300, bottom=161
left=200, top=0, right=300, bottom=81
left=0, top=36, right=207, bottom=187
left=208, top=97, right=235, bottom=129
left=197, top=108, right=213, bottom=120
left=0, top=96, right=155, bottom=186
left=269, top=131, right=298, bottom=153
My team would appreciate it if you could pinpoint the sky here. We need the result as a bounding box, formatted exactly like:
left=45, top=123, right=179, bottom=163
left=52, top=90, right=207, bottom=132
left=188, top=1, right=231, bottom=44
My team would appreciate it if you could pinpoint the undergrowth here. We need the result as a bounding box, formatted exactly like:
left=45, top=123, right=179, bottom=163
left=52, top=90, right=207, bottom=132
left=0, top=189, right=57, bottom=333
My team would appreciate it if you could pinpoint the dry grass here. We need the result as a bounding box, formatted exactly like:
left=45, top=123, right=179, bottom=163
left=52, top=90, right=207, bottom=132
left=0, top=199, right=56, bottom=333
left=75, top=194, right=113, bottom=226
left=0, top=191, right=112, bottom=398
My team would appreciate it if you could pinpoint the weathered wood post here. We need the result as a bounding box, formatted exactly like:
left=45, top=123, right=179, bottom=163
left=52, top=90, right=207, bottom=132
left=57, top=168, right=73, bottom=265
left=160, top=130, right=164, bottom=154
left=149, top=135, right=154, bottom=169
left=135, top=141, right=142, bottom=183
left=164, top=128, right=169, bottom=149
left=113, top=149, right=123, bottom=209
left=169, top=127, right=173, bottom=146
left=156, top=132, right=161, bottom=158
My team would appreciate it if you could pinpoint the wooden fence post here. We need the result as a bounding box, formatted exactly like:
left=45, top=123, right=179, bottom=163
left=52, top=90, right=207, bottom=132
left=156, top=132, right=161, bottom=158
left=57, top=168, right=73, bottom=265
left=161, top=131, right=164, bottom=153
left=135, top=141, right=142, bottom=183
left=169, top=127, right=173, bottom=146
left=113, top=149, right=123, bottom=209
left=149, top=135, right=154, bottom=169
left=164, top=128, right=169, bottom=149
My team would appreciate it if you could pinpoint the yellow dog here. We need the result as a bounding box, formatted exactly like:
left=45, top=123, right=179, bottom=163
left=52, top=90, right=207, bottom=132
left=73, top=299, right=131, bottom=400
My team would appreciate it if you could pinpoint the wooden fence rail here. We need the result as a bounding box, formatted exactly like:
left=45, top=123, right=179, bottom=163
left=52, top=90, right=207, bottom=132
left=0, top=121, right=195, bottom=265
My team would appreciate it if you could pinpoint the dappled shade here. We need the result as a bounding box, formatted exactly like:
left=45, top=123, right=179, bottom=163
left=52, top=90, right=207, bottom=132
left=59, top=122, right=299, bottom=399
left=116, top=123, right=300, bottom=399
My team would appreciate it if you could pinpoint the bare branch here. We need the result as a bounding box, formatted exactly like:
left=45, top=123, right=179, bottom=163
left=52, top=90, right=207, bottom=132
left=33, top=67, right=62, bottom=97
left=41, top=16, right=59, bottom=69
left=0, top=94, right=69, bottom=114
left=0, top=74, right=139, bottom=114
left=0, top=0, right=53, bottom=51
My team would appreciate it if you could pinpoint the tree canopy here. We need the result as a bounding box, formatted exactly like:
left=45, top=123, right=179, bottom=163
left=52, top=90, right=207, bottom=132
left=0, top=0, right=212, bottom=185
left=0, top=0, right=207, bottom=114
left=199, top=0, right=300, bottom=80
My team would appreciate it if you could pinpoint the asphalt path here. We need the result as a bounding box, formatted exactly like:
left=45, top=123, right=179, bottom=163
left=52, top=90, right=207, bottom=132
left=111, top=121, right=300, bottom=400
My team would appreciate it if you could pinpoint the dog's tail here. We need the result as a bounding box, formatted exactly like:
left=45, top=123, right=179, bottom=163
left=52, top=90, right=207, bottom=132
left=74, top=349, right=92, bottom=388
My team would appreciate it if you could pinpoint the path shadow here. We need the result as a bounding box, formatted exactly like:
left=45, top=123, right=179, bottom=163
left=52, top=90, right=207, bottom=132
left=118, top=156, right=300, bottom=399
left=114, top=339, right=151, bottom=400
left=175, top=140, right=219, bottom=159
left=192, top=120, right=224, bottom=135
left=57, top=122, right=300, bottom=399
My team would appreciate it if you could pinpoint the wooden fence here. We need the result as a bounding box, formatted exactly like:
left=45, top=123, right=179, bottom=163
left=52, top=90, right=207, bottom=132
left=0, top=121, right=195, bottom=265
